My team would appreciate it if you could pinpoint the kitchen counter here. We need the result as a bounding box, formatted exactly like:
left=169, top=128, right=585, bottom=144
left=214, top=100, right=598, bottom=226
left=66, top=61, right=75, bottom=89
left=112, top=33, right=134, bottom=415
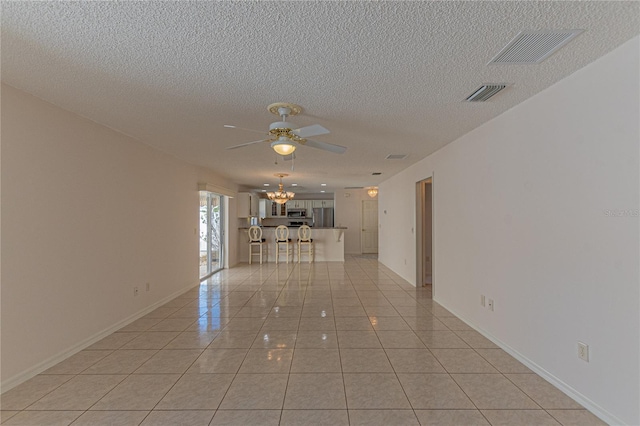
left=238, top=227, right=346, bottom=262
left=240, top=226, right=347, bottom=229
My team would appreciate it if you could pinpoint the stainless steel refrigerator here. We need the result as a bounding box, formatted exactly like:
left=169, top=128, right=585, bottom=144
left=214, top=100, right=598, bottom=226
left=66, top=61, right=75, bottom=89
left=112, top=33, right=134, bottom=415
left=312, top=207, right=334, bottom=228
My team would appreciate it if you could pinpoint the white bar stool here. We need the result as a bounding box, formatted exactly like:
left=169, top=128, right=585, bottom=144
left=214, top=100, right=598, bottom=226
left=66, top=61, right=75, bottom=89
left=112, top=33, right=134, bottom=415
left=274, top=225, right=293, bottom=264
left=297, top=225, right=314, bottom=263
left=248, top=226, right=266, bottom=264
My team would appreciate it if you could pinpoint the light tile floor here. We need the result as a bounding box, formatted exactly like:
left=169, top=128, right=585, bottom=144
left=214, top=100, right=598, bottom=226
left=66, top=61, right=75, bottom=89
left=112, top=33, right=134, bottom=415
left=1, top=256, right=607, bottom=425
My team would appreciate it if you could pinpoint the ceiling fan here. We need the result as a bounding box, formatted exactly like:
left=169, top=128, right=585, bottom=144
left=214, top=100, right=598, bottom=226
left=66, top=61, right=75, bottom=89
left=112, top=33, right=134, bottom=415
left=225, top=102, right=347, bottom=156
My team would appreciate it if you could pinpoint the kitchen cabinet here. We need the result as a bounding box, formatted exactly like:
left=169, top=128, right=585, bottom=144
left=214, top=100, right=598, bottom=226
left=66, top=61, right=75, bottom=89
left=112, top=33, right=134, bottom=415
left=251, top=194, right=259, bottom=216
left=303, top=201, right=313, bottom=215
left=286, top=200, right=307, bottom=210
left=261, top=199, right=286, bottom=217
left=284, top=200, right=334, bottom=216
left=273, top=202, right=287, bottom=217
left=259, top=199, right=269, bottom=218
left=312, top=200, right=334, bottom=208
left=237, top=192, right=259, bottom=217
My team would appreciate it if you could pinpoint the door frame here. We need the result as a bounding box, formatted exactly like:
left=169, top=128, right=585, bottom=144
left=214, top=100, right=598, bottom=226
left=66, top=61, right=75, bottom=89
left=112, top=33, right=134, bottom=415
left=415, top=176, right=434, bottom=290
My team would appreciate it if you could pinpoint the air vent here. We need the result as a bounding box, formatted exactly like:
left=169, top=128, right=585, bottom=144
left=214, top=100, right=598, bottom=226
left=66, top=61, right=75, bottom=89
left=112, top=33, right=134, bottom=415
left=465, top=84, right=507, bottom=102
left=489, top=30, right=583, bottom=64
left=385, top=154, right=408, bottom=160
left=372, top=172, right=382, bottom=176
left=344, top=186, right=364, bottom=189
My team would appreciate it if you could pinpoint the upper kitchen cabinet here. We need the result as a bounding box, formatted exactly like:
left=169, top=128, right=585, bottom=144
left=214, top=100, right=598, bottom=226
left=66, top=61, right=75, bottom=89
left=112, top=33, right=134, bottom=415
left=286, top=200, right=307, bottom=209
left=260, top=199, right=286, bottom=218
left=312, top=200, right=334, bottom=208
left=259, top=199, right=269, bottom=218
left=237, top=192, right=259, bottom=217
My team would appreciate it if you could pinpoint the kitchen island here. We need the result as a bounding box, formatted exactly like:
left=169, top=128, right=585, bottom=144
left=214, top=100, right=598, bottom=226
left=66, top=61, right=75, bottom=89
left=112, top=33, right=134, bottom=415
left=238, top=226, right=347, bottom=263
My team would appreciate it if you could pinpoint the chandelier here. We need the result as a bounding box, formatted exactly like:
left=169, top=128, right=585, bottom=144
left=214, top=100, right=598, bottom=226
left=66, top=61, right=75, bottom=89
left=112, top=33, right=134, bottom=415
left=367, top=187, right=378, bottom=198
left=267, top=173, right=295, bottom=204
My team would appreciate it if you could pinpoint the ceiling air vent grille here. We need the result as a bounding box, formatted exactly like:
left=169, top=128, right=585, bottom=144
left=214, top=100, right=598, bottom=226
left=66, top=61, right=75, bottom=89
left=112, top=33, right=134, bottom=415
left=386, top=154, right=407, bottom=160
left=489, top=30, right=583, bottom=64
left=465, top=84, right=507, bottom=102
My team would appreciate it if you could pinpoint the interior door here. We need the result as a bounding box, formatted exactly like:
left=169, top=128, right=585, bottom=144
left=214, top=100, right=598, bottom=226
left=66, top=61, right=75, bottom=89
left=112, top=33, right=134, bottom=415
left=416, top=178, right=433, bottom=291
left=361, top=200, right=378, bottom=254
left=422, top=180, right=432, bottom=286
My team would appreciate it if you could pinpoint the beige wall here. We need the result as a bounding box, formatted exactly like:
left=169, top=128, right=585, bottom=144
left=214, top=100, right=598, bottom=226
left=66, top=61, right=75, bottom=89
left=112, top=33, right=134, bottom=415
left=0, top=84, right=238, bottom=388
left=334, top=188, right=377, bottom=254
left=378, top=37, right=639, bottom=425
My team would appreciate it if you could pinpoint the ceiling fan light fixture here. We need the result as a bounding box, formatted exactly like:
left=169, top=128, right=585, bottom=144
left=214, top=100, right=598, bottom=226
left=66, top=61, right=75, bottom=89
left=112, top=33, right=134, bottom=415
left=271, top=139, right=296, bottom=156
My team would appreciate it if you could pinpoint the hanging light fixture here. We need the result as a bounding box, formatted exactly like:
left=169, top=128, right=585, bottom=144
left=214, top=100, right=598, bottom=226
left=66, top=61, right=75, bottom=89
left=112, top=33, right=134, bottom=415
left=267, top=173, right=295, bottom=204
left=367, top=187, right=378, bottom=198
left=271, top=136, right=296, bottom=156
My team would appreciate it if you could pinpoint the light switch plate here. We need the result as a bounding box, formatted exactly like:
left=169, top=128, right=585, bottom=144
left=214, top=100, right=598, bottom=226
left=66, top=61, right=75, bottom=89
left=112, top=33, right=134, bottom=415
left=578, top=342, right=589, bottom=362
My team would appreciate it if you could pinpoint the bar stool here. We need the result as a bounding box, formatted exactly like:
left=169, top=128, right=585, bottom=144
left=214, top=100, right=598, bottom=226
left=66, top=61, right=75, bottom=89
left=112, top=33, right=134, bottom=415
left=274, top=225, right=293, bottom=264
left=248, top=226, right=266, bottom=264
left=297, top=225, right=314, bottom=263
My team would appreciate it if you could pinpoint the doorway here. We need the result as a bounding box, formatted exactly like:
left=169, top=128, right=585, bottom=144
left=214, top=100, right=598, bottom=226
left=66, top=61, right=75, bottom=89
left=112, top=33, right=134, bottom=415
left=361, top=199, right=378, bottom=254
left=200, top=191, right=225, bottom=279
left=416, top=178, right=433, bottom=294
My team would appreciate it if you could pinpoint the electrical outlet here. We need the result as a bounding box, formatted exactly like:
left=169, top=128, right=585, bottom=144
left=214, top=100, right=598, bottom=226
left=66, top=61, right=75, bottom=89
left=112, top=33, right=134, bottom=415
left=578, top=342, right=589, bottom=362
left=134, top=286, right=139, bottom=297
left=146, top=282, right=150, bottom=292
left=488, top=299, right=494, bottom=311
left=480, top=295, right=486, bottom=307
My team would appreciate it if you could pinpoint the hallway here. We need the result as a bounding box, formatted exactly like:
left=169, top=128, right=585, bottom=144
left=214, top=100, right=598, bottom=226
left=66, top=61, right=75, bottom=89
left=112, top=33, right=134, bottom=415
left=1, top=257, right=604, bottom=425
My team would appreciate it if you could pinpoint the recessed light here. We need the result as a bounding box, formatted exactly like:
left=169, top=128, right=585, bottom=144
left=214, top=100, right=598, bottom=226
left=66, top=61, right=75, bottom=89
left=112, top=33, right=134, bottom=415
left=291, top=183, right=298, bottom=187
left=320, top=190, right=326, bottom=193
left=262, top=189, right=266, bottom=192
left=263, top=183, right=270, bottom=186
left=321, top=183, right=327, bottom=186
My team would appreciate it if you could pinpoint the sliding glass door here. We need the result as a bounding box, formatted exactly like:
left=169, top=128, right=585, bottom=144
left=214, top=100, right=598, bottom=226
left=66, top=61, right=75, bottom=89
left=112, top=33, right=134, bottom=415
left=199, top=191, right=224, bottom=279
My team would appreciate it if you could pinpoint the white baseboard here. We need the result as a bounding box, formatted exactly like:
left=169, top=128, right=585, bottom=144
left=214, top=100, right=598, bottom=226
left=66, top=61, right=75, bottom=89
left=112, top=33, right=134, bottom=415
left=432, top=297, right=625, bottom=426
left=1, top=281, right=200, bottom=394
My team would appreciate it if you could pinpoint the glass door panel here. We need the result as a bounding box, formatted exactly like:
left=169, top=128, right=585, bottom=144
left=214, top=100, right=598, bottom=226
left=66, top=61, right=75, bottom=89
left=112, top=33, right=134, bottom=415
left=210, top=194, right=223, bottom=273
left=200, top=191, right=224, bottom=279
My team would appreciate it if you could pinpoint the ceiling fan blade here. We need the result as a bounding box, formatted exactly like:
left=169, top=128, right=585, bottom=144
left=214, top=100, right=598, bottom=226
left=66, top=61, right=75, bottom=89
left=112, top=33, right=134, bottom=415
left=292, top=124, right=330, bottom=138
left=301, top=138, right=347, bottom=154
left=224, top=124, right=269, bottom=136
left=226, top=139, right=270, bottom=150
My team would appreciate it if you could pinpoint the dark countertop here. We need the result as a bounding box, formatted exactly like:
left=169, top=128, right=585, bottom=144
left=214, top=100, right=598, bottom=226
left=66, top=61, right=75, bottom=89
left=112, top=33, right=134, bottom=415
left=239, top=226, right=347, bottom=229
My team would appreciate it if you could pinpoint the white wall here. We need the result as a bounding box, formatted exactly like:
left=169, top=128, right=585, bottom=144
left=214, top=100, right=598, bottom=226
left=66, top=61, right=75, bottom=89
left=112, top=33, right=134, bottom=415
left=378, top=37, right=639, bottom=425
left=335, top=188, right=376, bottom=254
left=0, top=84, right=238, bottom=388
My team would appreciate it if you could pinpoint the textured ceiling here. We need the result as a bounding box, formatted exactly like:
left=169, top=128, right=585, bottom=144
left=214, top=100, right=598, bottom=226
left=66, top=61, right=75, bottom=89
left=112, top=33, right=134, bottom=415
left=2, top=1, right=638, bottom=193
